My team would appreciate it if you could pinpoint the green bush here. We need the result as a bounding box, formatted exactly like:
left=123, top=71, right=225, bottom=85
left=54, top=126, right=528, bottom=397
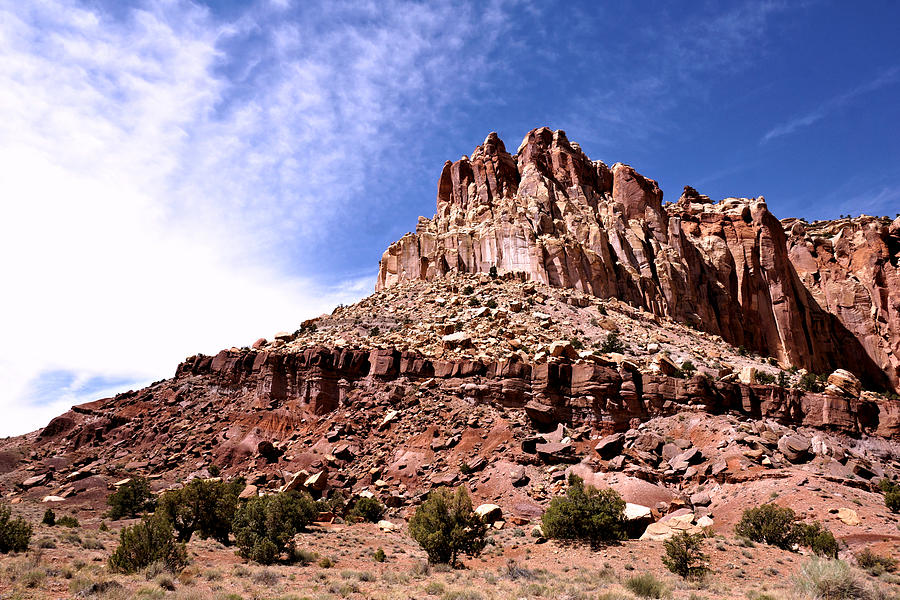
left=734, top=503, right=796, bottom=549
left=0, top=504, right=32, bottom=553
left=408, top=487, right=487, bottom=565
left=756, top=371, right=776, bottom=385
left=41, top=509, right=55, bottom=527
left=156, top=478, right=242, bottom=544
left=797, top=372, right=823, bottom=392
left=880, top=479, right=900, bottom=513
left=600, top=332, right=625, bottom=354
left=373, top=547, right=386, bottom=562
left=107, top=477, right=153, bottom=520
left=855, top=547, right=897, bottom=576
left=541, top=474, right=626, bottom=545
left=662, top=531, right=708, bottom=579
left=348, top=497, right=385, bottom=523
left=792, top=558, right=867, bottom=600
left=625, top=573, right=667, bottom=598
left=108, top=514, right=187, bottom=574
left=232, top=491, right=317, bottom=565
left=793, top=521, right=838, bottom=558
left=56, top=515, right=80, bottom=528
left=318, top=490, right=347, bottom=515
left=680, top=361, right=696, bottom=377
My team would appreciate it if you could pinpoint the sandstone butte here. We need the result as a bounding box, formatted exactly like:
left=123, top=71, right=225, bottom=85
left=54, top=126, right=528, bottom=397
left=2, top=127, right=900, bottom=600
left=377, top=127, right=900, bottom=396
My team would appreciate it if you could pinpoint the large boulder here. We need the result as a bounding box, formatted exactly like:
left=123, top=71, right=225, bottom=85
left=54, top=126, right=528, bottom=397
left=777, top=434, right=811, bottom=463
left=826, top=369, right=861, bottom=398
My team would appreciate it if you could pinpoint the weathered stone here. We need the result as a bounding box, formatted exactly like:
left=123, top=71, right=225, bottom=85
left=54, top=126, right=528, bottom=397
left=595, top=433, right=625, bottom=459
left=777, top=434, right=811, bottom=463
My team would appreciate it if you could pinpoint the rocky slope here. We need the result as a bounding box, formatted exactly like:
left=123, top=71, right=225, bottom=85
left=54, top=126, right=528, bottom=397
left=1, top=128, right=899, bottom=600
left=377, top=128, right=900, bottom=394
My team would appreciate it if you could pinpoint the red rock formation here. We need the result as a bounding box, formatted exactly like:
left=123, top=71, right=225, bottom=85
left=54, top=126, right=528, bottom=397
left=377, top=128, right=900, bottom=393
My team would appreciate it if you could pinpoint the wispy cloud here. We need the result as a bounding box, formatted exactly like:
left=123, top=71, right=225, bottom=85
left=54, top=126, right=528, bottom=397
left=0, top=0, right=519, bottom=436
left=762, top=67, right=900, bottom=143
left=562, top=2, right=793, bottom=152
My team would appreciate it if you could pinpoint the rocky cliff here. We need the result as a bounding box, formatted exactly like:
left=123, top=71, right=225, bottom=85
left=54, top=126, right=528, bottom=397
left=377, top=128, right=900, bottom=393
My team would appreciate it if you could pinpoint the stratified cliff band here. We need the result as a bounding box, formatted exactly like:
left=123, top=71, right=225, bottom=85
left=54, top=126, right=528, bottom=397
left=377, top=128, right=900, bottom=393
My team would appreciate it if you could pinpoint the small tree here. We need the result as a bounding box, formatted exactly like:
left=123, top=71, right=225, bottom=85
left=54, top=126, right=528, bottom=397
left=662, top=531, right=709, bottom=579
left=41, top=509, right=56, bottom=527
left=541, top=474, right=626, bottom=545
left=408, top=487, right=487, bottom=565
left=489, top=265, right=498, bottom=279
left=347, top=497, right=385, bottom=523
left=108, top=513, right=187, bottom=574
left=156, top=478, right=242, bottom=544
left=600, top=332, right=625, bottom=354
left=0, top=504, right=32, bottom=553
left=232, top=491, right=318, bottom=564
left=107, top=477, right=153, bottom=520
left=793, top=521, right=838, bottom=558
left=680, top=361, right=696, bottom=377
left=880, top=479, right=900, bottom=513
left=735, top=504, right=796, bottom=549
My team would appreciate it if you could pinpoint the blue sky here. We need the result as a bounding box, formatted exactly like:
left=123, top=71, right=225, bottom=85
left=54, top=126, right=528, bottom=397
left=1, top=0, right=898, bottom=436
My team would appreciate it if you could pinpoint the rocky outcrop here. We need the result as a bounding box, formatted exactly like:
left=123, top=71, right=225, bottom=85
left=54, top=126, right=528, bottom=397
left=166, top=346, right=895, bottom=438
left=377, top=128, right=899, bottom=393
left=786, top=216, right=900, bottom=393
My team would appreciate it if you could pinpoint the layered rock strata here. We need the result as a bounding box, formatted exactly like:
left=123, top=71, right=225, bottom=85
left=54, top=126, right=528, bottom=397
left=81, top=345, right=889, bottom=444
left=376, top=128, right=900, bottom=393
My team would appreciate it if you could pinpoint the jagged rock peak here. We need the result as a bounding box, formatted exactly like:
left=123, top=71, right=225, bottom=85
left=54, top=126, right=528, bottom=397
left=377, top=129, right=900, bottom=394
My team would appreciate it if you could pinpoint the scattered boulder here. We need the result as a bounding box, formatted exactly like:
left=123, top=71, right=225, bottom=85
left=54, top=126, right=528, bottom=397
left=475, top=503, right=503, bottom=523
left=826, top=369, right=861, bottom=397
left=777, top=434, right=811, bottom=463
left=595, top=433, right=625, bottom=459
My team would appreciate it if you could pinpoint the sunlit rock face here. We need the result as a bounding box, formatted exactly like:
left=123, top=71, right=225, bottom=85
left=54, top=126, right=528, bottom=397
left=377, top=128, right=900, bottom=392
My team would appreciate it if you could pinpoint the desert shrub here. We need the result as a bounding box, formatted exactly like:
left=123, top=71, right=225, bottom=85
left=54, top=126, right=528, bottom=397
left=662, top=530, right=709, bottom=579
left=319, top=490, right=347, bottom=515
left=107, top=477, right=153, bottom=520
left=41, top=509, right=56, bottom=527
left=681, top=361, right=696, bottom=377
left=485, top=298, right=498, bottom=309
left=735, top=503, right=796, bottom=549
left=232, top=491, right=317, bottom=564
left=369, top=326, right=380, bottom=337
left=374, top=547, right=386, bottom=562
left=461, top=285, right=474, bottom=295
left=348, top=497, right=385, bottom=523
left=207, top=464, right=221, bottom=478
left=625, top=573, right=667, bottom=598
left=793, top=521, right=839, bottom=558
left=56, top=515, right=80, bottom=528
left=541, top=474, right=626, bottom=545
left=600, top=332, right=625, bottom=354
left=489, top=266, right=498, bottom=279
left=408, top=486, right=487, bottom=565
left=108, top=513, right=187, bottom=574
left=155, top=477, right=242, bottom=543
left=756, top=371, right=776, bottom=385
left=856, top=548, right=897, bottom=576
left=793, top=558, right=868, bottom=600
left=0, top=504, right=32, bottom=553
left=797, top=372, right=824, bottom=392
left=778, top=371, right=788, bottom=388
left=880, top=479, right=900, bottom=514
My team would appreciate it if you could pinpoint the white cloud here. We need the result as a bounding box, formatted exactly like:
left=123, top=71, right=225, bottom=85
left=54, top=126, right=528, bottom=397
left=0, top=0, right=515, bottom=436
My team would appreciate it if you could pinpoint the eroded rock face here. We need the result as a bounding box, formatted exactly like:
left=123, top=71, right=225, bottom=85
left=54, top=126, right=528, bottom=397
left=786, top=216, right=900, bottom=393
left=377, top=128, right=899, bottom=393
